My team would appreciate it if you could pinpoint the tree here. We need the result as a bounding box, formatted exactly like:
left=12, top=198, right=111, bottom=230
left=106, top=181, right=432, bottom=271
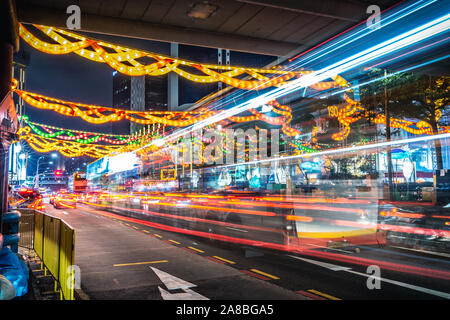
left=361, top=70, right=449, bottom=170
left=392, top=75, right=449, bottom=170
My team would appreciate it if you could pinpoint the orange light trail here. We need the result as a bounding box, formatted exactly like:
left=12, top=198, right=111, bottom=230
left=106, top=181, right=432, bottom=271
left=79, top=204, right=450, bottom=281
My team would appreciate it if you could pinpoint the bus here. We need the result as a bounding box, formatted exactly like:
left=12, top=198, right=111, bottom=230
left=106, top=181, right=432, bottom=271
left=68, top=172, right=87, bottom=193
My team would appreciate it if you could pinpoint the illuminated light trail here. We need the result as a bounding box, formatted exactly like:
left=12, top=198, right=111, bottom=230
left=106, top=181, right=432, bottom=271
left=141, top=201, right=278, bottom=217
left=286, top=215, right=313, bottom=222
left=105, top=191, right=374, bottom=208
left=84, top=193, right=449, bottom=250
left=12, top=82, right=302, bottom=137
left=379, top=209, right=425, bottom=219
left=79, top=205, right=450, bottom=281
left=19, top=23, right=338, bottom=91
left=220, top=0, right=429, bottom=109
left=82, top=201, right=284, bottom=234
left=363, top=37, right=450, bottom=71
left=215, top=200, right=367, bottom=216
left=10, top=199, right=26, bottom=207
left=141, top=14, right=450, bottom=150
left=55, top=202, right=76, bottom=209
left=217, top=132, right=450, bottom=169
left=260, top=196, right=372, bottom=205
left=324, top=54, right=450, bottom=140
left=288, top=0, right=435, bottom=67
left=326, top=53, right=450, bottom=99
left=306, top=216, right=450, bottom=239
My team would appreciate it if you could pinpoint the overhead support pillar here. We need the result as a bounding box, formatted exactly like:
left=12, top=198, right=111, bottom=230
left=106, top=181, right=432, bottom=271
left=168, top=43, right=179, bottom=111
left=217, top=49, right=230, bottom=91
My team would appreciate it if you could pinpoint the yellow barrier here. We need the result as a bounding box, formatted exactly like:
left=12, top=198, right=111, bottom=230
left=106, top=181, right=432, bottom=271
left=43, top=215, right=61, bottom=282
left=58, top=223, right=75, bottom=300
left=33, top=211, right=44, bottom=260
left=19, top=209, right=76, bottom=300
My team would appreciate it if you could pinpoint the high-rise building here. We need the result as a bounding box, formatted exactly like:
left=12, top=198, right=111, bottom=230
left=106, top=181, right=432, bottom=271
left=112, top=44, right=274, bottom=135
left=112, top=71, right=168, bottom=135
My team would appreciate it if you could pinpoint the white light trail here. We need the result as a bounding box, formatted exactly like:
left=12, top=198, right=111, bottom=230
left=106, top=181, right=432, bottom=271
left=136, top=13, right=450, bottom=153
left=216, top=132, right=450, bottom=168
left=291, top=0, right=437, bottom=69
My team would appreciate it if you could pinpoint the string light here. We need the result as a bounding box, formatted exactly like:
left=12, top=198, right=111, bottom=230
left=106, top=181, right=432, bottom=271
left=19, top=23, right=342, bottom=91
left=16, top=127, right=126, bottom=158
left=12, top=84, right=303, bottom=136
left=328, top=97, right=450, bottom=141
left=20, top=115, right=140, bottom=145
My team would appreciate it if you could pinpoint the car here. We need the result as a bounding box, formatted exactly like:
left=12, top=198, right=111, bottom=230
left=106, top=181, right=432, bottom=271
left=49, top=192, right=58, bottom=205
left=53, top=192, right=77, bottom=209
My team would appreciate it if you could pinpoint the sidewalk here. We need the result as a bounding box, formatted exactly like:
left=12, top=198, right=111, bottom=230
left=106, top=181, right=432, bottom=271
left=17, top=248, right=59, bottom=300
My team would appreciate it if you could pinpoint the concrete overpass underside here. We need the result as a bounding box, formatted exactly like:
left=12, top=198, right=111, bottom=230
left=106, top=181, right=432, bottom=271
left=16, top=0, right=398, bottom=57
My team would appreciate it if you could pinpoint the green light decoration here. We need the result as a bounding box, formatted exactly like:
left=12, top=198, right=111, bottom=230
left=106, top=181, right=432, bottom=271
left=19, top=115, right=141, bottom=145
left=290, top=140, right=319, bottom=153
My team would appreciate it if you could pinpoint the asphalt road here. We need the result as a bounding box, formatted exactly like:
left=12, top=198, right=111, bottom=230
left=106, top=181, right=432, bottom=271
left=44, top=203, right=450, bottom=300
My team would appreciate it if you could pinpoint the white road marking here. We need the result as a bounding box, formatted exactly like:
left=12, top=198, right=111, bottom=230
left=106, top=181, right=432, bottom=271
left=150, top=267, right=209, bottom=300
left=345, top=269, right=450, bottom=299
left=62, top=211, right=68, bottom=215
left=391, top=246, right=450, bottom=259
left=307, top=243, right=355, bottom=254
left=288, top=255, right=450, bottom=299
left=158, top=286, right=209, bottom=300
left=288, top=255, right=351, bottom=271
left=225, top=227, right=248, bottom=233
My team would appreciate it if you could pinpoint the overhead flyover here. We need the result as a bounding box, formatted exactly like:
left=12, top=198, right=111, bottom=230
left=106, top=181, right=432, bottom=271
left=15, top=0, right=398, bottom=57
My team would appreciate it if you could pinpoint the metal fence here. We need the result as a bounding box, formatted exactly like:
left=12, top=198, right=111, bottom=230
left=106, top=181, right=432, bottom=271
left=17, top=209, right=35, bottom=251
left=17, top=209, right=76, bottom=300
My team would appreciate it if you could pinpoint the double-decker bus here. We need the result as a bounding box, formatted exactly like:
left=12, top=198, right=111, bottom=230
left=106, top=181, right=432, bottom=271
left=68, top=172, right=87, bottom=193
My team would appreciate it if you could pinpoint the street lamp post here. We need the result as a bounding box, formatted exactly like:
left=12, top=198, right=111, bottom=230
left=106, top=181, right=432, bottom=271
left=35, top=153, right=58, bottom=188
left=35, top=156, right=45, bottom=188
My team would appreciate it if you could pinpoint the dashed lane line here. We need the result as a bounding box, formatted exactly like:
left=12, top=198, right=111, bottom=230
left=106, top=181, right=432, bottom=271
left=307, top=289, right=341, bottom=300
left=296, top=290, right=327, bottom=300
left=188, top=246, right=204, bottom=253
left=249, top=268, right=279, bottom=280
left=212, top=256, right=236, bottom=264
left=113, top=260, right=168, bottom=267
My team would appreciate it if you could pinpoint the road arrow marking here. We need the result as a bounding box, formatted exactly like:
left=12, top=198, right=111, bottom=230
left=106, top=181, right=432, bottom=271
left=158, top=286, right=209, bottom=300
left=150, top=267, right=209, bottom=300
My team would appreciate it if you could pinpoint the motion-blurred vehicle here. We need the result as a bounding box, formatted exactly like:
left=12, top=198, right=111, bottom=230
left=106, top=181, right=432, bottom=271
left=68, top=172, right=87, bottom=193
left=49, top=191, right=57, bottom=205
left=10, top=187, right=44, bottom=210
left=52, top=191, right=77, bottom=209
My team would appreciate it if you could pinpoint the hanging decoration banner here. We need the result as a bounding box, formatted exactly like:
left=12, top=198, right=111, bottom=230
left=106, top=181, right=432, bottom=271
left=19, top=23, right=341, bottom=91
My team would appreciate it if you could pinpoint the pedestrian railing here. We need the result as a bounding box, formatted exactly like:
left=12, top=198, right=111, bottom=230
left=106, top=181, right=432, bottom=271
left=17, top=209, right=76, bottom=300
left=17, top=209, right=34, bottom=251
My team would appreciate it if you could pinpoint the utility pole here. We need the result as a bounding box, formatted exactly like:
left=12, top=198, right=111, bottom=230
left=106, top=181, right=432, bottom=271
left=217, top=48, right=230, bottom=91
left=384, top=69, right=394, bottom=201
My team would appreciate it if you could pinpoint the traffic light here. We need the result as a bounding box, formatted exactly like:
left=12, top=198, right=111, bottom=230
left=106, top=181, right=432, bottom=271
left=55, top=170, right=63, bottom=176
